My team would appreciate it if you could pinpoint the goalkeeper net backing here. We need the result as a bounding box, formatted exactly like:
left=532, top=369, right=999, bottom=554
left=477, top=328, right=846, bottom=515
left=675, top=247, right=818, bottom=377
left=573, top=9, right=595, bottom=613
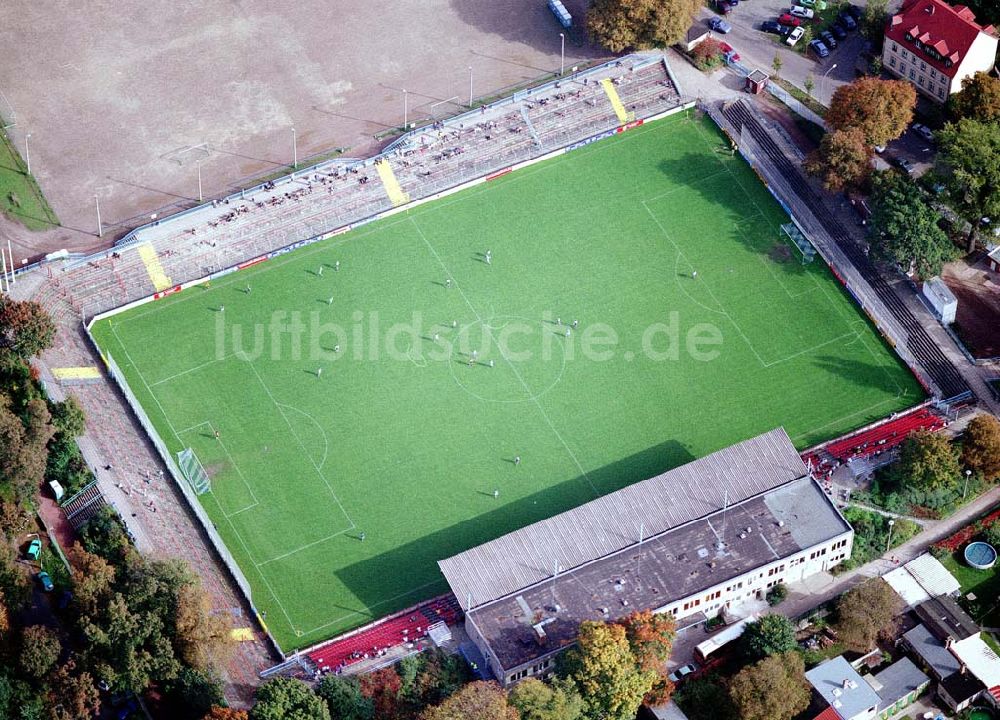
left=177, top=448, right=211, bottom=495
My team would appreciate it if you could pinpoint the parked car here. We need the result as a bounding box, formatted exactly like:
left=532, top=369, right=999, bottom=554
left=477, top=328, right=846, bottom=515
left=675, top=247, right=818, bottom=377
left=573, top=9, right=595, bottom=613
left=778, top=13, right=803, bottom=26
left=760, top=19, right=783, bottom=33
left=719, top=42, right=741, bottom=61
left=668, top=664, right=698, bottom=683
left=809, top=39, right=830, bottom=57
left=820, top=30, right=838, bottom=49
left=837, top=13, right=857, bottom=30
left=894, top=156, right=916, bottom=175
left=717, top=1, right=733, bottom=14
left=829, top=22, right=848, bottom=39
left=36, top=571, right=54, bottom=592
left=790, top=5, right=815, bottom=18
left=25, top=538, right=41, bottom=561
left=786, top=26, right=806, bottom=45
left=710, top=16, right=733, bottom=33
left=844, top=3, right=863, bottom=19
left=912, top=123, right=934, bottom=142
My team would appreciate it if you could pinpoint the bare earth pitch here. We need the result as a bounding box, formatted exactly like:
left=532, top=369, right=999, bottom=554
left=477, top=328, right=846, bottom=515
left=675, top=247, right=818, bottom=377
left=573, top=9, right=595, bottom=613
left=0, top=0, right=600, bottom=259
left=90, top=114, right=923, bottom=651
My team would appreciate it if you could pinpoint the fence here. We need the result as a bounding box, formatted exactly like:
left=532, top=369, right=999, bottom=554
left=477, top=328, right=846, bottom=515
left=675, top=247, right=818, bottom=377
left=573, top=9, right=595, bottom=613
left=89, top=335, right=269, bottom=652
left=702, top=103, right=937, bottom=398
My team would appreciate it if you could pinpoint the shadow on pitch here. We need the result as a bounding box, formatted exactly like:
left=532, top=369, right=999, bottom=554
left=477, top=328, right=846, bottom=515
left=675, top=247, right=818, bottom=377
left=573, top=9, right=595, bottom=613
left=332, top=438, right=695, bottom=613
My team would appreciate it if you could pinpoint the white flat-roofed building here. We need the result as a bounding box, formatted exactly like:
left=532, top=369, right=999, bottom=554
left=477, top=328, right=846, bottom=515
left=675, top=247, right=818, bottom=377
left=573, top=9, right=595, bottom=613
left=438, top=428, right=854, bottom=685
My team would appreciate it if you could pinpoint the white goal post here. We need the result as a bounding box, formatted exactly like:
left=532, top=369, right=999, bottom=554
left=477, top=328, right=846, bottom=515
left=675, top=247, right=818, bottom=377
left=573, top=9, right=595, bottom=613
left=177, top=447, right=211, bottom=495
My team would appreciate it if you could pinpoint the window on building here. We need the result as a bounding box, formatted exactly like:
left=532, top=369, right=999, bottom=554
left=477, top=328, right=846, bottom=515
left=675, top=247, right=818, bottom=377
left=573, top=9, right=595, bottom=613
left=889, top=56, right=896, bottom=68
left=909, top=68, right=916, bottom=80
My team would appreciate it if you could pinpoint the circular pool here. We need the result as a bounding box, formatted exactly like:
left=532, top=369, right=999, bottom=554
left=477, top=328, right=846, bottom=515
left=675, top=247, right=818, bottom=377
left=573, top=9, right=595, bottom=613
left=964, top=542, right=998, bottom=570
left=967, top=709, right=994, bottom=720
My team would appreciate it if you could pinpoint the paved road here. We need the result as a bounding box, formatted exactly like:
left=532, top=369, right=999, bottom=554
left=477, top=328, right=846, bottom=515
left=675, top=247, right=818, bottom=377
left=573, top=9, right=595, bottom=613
left=701, top=0, right=870, bottom=106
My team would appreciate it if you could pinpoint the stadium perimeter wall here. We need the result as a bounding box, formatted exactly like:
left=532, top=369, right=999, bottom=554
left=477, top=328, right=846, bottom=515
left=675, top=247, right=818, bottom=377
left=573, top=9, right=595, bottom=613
left=702, top=103, right=944, bottom=404
left=85, top=97, right=695, bottom=657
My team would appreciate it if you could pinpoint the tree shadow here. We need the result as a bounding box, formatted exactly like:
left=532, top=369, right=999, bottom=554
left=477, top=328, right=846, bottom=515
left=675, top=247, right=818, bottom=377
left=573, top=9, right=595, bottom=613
left=446, top=0, right=604, bottom=62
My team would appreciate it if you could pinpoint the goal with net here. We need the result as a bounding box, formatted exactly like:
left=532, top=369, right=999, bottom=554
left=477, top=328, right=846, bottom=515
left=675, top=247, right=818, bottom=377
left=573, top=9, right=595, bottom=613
left=177, top=448, right=211, bottom=495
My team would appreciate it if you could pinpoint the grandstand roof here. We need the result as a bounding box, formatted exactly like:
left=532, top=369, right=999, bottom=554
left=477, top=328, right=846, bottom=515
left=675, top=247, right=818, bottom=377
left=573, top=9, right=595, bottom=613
left=458, top=467, right=850, bottom=671
left=439, top=428, right=809, bottom=611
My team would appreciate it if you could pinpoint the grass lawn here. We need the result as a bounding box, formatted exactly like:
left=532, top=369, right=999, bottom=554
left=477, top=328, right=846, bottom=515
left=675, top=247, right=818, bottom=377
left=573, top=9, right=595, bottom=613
left=0, top=130, right=59, bottom=231
left=90, top=113, right=923, bottom=651
left=939, top=551, right=1000, bottom=627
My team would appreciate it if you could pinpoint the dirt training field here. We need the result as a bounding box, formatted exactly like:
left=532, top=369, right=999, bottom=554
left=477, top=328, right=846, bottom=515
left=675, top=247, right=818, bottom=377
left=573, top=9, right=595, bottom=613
left=0, top=0, right=600, bottom=259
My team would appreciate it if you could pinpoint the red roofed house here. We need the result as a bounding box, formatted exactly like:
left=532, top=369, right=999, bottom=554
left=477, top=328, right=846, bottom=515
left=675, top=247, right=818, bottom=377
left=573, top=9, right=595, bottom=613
left=882, top=0, right=998, bottom=103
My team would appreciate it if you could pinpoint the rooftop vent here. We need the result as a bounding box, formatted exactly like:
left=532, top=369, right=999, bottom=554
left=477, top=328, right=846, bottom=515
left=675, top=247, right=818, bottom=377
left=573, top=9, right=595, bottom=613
left=777, top=520, right=785, bottom=528
left=715, top=541, right=726, bottom=551
left=832, top=688, right=842, bottom=698
left=697, top=547, right=709, bottom=559
left=739, top=532, right=747, bottom=540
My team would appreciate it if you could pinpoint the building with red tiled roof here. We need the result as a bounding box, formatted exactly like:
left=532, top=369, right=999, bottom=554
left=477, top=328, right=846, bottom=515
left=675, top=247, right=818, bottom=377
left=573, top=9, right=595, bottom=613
left=882, top=0, right=998, bottom=102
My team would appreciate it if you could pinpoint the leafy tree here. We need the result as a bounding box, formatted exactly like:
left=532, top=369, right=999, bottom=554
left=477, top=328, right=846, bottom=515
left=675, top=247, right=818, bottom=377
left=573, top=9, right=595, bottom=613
left=586, top=0, right=702, bottom=53
left=766, top=583, right=788, bottom=606
left=804, top=75, right=815, bottom=98
left=894, top=430, right=961, bottom=493
left=0, top=671, right=45, bottom=720
left=566, top=620, right=656, bottom=720
left=19, top=625, right=61, bottom=680
left=674, top=675, right=737, bottom=720
left=0, top=298, right=56, bottom=363
left=835, top=578, right=902, bottom=652
left=728, top=652, right=810, bottom=720
left=204, top=709, right=249, bottom=720
left=68, top=544, right=116, bottom=613
left=805, top=127, right=872, bottom=192
left=936, top=119, right=1000, bottom=252
left=827, top=78, right=917, bottom=147
left=47, top=660, right=101, bottom=720
left=619, top=609, right=676, bottom=703
left=0, top=396, right=51, bottom=504
left=78, top=507, right=132, bottom=563
left=420, top=681, right=517, bottom=720
left=204, top=708, right=249, bottom=720
left=951, top=72, right=1000, bottom=123
left=691, top=38, right=725, bottom=71
left=164, top=666, right=226, bottom=720
left=867, top=171, right=956, bottom=277
left=315, top=675, right=373, bottom=720
left=861, top=0, right=888, bottom=42
left=509, top=676, right=585, bottom=720
left=984, top=522, right=1000, bottom=548
left=359, top=666, right=402, bottom=719
left=739, top=614, right=797, bottom=661
left=771, top=54, right=783, bottom=77
left=962, top=414, right=1000, bottom=482
left=251, top=678, right=330, bottom=720
left=174, top=580, right=233, bottom=671
left=50, top=396, right=86, bottom=438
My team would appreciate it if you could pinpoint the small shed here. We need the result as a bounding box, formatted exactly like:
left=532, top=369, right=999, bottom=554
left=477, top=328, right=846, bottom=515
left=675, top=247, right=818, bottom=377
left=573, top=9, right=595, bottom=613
left=922, top=276, right=957, bottom=324
left=745, top=69, right=770, bottom=95
left=684, top=23, right=710, bottom=52
left=988, top=243, right=1000, bottom=273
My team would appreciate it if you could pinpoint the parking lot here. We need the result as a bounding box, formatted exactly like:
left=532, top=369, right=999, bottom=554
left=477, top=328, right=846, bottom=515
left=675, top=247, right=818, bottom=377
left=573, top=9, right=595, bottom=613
left=698, top=0, right=872, bottom=105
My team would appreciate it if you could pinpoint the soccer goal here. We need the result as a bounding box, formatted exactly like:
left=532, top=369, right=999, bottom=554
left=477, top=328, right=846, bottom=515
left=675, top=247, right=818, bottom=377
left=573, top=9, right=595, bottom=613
left=781, top=222, right=817, bottom=264
left=177, top=448, right=211, bottom=495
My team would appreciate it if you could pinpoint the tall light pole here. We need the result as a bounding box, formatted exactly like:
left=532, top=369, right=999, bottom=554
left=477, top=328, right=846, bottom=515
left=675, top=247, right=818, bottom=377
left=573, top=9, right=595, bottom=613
left=822, top=62, right=838, bottom=101
left=95, top=195, right=103, bottom=238
left=468, top=66, right=474, bottom=107
left=559, top=33, right=565, bottom=76
left=403, top=89, right=408, bottom=130
left=24, top=133, right=31, bottom=175
left=886, top=518, right=895, bottom=554
left=291, top=127, right=298, bottom=169
left=197, top=162, right=203, bottom=202
left=963, top=469, right=972, bottom=499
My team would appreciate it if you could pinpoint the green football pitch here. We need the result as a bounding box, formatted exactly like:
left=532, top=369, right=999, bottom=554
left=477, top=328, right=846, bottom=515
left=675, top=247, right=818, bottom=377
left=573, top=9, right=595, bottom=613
left=91, top=113, right=923, bottom=651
